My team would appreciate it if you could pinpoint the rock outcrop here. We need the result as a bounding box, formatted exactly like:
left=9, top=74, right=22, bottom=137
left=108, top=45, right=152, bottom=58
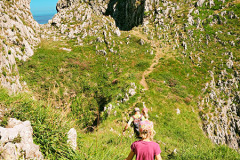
left=0, top=0, right=40, bottom=94
left=67, top=128, right=77, bottom=150
left=53, top=0, right=146, bottom=31
left=56, top=0, right=75, bottom=12
left=47, top=0, right=122, bottom=47
left=199, top=66, right=240, bottom=150
left=0, top=118, right=43, bottom=159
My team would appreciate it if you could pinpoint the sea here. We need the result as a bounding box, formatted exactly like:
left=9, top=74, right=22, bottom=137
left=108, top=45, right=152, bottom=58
left=32, top=12, right=56, bottom=24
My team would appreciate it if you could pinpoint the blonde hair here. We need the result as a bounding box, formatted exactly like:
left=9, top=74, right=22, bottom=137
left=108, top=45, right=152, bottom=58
left=140, top=129, right=156, bottom=141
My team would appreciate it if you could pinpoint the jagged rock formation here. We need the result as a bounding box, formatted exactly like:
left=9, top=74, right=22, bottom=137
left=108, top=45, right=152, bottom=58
left=181, top=1, right=240, bottom=150
left=0, top=0, right=40, bottom=94
left=0, top=118, right=43, bottom=159
left=199, top=63, right=240, bottom=149
left=189, top=2, right=240, bottom=150
left=52, top=0, right=146, bottom=32
left=48, top=0, right=122, bottom=45
left=56, top=0, right=75, bottom=12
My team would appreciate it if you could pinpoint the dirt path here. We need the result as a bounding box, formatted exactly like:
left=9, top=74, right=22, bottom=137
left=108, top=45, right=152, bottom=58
left=131, top=30, right=165, bottom=90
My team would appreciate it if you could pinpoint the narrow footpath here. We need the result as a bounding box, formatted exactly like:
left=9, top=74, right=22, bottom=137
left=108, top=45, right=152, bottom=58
left=131, top=30, right=165, bottom=90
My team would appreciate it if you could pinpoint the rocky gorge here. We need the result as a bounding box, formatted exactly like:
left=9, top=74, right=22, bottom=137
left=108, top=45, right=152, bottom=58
left=0, top=0, right=240, bottom=159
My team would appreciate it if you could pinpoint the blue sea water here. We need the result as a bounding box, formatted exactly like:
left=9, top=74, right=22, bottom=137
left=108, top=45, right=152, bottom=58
left=32, top=13, right=56, bottom=24
left=30, top=0, right=58, bottom=24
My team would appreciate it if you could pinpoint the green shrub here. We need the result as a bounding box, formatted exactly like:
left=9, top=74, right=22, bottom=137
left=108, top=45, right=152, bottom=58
left=2, top=71, right=7, bottom=77
left=135, top=61, right=150, bottom=71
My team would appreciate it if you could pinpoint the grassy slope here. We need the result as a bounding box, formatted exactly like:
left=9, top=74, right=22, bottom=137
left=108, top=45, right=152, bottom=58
left=0, top=89, right=78, bottom=159
left=1, top=0, right=240, bottom=160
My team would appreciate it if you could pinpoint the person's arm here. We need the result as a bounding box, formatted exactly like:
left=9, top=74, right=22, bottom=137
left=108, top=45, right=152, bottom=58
left=155, top=154, right=162, bottom=160
left=145, top=113, right=149, bottom=120
left=123, top=124, right=129, bottom=131
left=125, top=150, right=135, bottom=160
left=155, top=143, right=162, bottom=160
left=123, top=117, right=133, bottom=133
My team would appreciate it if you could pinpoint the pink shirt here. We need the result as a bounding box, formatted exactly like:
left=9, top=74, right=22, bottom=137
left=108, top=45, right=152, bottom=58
left=131, top=140, right=161, bottom=160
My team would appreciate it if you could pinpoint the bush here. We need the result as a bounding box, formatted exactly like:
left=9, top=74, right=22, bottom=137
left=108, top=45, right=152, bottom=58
left=2, top=71, right=7, bottom=77
left=5, top=101, right=77, bottom=159
left=71, top=95, right=98, bottom=128
left=135, top=61, right=150, bottom=71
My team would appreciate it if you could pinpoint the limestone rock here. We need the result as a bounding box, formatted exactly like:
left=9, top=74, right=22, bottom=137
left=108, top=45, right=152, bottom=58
left=226, top=59, right=233, bottom=69
left=129, top=88, right=136, bottom=96
left=114, top=28, right=121, bottom=37
left=182, top=41, right=187, bottom=50
left=123, top=93, right=130, bottom=102
left=67, top=128, right=77, bottom=150
left=196, top=0, right=205, bottom=7
left=209, top=0, right=215, bottom=8
left=176, top=108, right=181, bottom=115
left=188, top=15, right=194, bottom=25
left=0, top=0, right=40, bottom=94
left=140, top=39, right=145, bottom=45
left=199, top=67, right=240, bottom=150
left=56, top=0, right=75, bottom=12
left=0, top=118, right=43, bottom=159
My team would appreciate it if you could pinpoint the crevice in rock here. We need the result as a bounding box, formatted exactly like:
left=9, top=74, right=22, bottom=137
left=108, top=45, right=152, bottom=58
left=93, top=95, right=111, bottom=127
left=105, top=0, right=146, bottom=31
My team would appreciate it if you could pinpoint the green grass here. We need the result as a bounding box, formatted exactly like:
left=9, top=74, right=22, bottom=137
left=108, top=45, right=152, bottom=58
left=0, top=88, right=79, bottom=159
left=1, top=0, right=240, bottom=159
left=17, top=32, right=153, bottom=127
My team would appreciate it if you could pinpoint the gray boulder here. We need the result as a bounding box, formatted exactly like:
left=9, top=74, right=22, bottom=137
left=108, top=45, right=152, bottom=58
left=67, top=128, right=77, bottom=150
left=188, top=15, right=194, bottom=25
left=196, top=0, right=205, bottom=7
left=0, top=118, right=43, bottom=160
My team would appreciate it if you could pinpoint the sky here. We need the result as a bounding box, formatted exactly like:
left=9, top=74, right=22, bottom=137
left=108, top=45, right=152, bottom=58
left=30, top=0, right=59, bottom=15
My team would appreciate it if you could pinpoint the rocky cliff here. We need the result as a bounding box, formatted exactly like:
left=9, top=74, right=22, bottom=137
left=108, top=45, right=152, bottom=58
left=53, top=0, right=147, bottom=31
left=191, top=1, right=240, bottom=150
left=0, top=0, right=40, bottom=94
left=199, top=61, right=240, bottom=149
left=180, top=0, right=240, bottom=150
left=48, top=0, right=122, bottom=47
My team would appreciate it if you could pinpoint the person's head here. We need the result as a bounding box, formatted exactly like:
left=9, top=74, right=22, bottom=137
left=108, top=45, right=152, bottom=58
left=142, top=107, right=148, bottom=114
left=134, top=107, right=140, bottom=113
left=139, top=120, right=155, bottom=140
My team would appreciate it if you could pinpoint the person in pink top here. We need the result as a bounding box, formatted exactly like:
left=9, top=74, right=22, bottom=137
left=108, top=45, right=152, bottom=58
left=142, top=107, right=149, bottom=120
left=125, top=120, right=162, bottom=160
